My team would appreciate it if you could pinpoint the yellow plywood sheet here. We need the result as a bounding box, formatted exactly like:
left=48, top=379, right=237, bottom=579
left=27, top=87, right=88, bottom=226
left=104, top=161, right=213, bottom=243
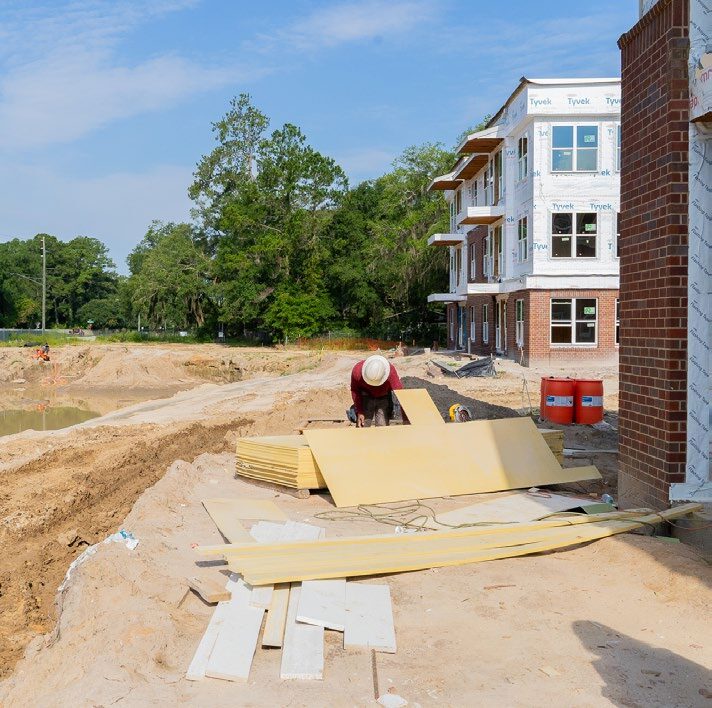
left=202, top=498, right=288, bottom=522
left=393, top=388, right=444, bottom=425
left=202, top=499, right=282, bottom=543
left=303, top=417, right=600, bottom=508
left=202, top=505, right=700, bottom=585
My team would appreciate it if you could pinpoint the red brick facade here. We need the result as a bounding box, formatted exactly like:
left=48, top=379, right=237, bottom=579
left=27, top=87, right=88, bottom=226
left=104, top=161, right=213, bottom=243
left=617, top=0, right=689, bottom=508
left=446, top=289, right=619, bottom=366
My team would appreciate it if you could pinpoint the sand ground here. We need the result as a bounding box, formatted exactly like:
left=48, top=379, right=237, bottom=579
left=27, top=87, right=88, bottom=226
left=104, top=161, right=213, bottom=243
left=0, top=344, right=709, bottom=707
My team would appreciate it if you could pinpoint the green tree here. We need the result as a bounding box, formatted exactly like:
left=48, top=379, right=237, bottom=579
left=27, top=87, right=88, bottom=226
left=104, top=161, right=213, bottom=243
left=129, top=222, right=214, bottom=330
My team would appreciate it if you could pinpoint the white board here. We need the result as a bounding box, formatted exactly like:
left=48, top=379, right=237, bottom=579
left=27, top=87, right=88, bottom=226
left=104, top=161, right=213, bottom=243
left=344, top=583, right=396, bottom=654
left=280, top=584, right=324, bottom=680
left=297, top=579, right=346, bottom=631
left=185, top=601, right=231, bottom=681
left=205, top=578, right=265, bottom=682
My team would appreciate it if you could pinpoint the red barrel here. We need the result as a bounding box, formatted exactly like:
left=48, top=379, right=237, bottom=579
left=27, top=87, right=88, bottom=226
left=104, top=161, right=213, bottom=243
left=540, top=377, right=575, bottom=424
left=574, top=379, right=604, bottom=424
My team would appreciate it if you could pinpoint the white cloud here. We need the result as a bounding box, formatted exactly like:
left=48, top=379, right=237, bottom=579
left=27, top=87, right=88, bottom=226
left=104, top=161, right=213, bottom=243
left=253, top=0, right=437, bottom=53
left=0, top=0, right=254, bottom=150
left=0, top=161, right=194, bottom=273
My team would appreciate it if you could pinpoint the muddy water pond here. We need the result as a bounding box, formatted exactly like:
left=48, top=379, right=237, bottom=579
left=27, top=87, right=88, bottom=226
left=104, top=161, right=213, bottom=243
left=0, top=406, right=100, bottom=437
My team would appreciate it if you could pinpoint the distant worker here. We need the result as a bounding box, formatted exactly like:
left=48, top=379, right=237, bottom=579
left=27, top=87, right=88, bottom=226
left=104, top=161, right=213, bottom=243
left=35, top=343, right=50, bottom=362
left=350, top=355, right=409, bottom=427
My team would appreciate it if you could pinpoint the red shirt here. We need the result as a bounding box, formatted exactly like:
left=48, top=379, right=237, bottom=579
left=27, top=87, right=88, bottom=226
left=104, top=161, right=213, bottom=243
left=350, top=360, right=403, bottom=415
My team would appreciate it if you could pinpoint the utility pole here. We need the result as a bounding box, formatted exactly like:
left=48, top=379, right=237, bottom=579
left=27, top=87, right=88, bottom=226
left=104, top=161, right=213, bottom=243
left=41, top=235, right=46, bottom=335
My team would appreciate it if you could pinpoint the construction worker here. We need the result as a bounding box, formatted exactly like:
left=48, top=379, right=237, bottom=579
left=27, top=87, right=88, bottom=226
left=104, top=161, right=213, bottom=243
left=350, top=355, right=409, bottom=427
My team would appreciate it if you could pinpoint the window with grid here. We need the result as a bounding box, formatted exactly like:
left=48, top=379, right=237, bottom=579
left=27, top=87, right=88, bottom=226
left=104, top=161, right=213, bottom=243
left=455, top=247, right=462, bottom=287
left=615, top=298, right=620, bottom=345
left=551, top=298, right=597, bottom=345
left=470, top=305, right=476, bottom=341
left=455, top=188, right=462, bottom=215
left=449, top=200, right=456, bottom=232
left=483, top=235, right=491, bottom=277
left=616, top=124, right=621, bottom=172
left=552, top=125, right=598, bottom=172
left=518, top=136, right=528, bottom=181
left=515, top=299, right=524, bottom=347
left=484, top=163, right=493, bottom=206
left=517, top=216, right=529, bottom=262
left=469, top=243, right=476, bottom=279
left=471, top=178, right=478, bottom=205
left=482, top=304, right=489, bottom=343
left=551, top=212, right=597, bottom=258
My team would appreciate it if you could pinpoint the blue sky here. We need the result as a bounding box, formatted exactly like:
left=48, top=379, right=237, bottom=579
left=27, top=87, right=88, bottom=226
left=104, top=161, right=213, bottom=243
left=0, top=0, right=638, bottom=273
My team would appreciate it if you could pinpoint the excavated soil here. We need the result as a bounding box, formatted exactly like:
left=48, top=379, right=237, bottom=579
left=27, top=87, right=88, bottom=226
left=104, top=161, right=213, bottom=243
left=0, top=345, right=632, bottom=692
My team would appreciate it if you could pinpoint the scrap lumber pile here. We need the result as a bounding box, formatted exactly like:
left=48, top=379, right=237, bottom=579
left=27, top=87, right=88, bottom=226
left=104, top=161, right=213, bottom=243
left=187, top=506, right=396, bottom=683
left=188, top=496, right=701, bottom=686
left=201, top=505, right=701, bottom=586
left=235, top=435, right=326, bottom=490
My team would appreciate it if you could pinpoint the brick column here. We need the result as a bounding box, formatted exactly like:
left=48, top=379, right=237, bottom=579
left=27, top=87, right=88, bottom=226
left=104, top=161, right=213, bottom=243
left=617, top=0, right=690, bottom=508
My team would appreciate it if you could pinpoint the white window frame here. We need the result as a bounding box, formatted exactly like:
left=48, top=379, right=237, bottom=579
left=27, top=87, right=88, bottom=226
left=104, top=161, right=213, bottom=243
left=484, top=163, right=493, bottom=206
left=449, top=309, right=455, bottom=343
left=517, top=216, right=529, bottom=262
left=515, top=299, right=524, bottom=347
left=449, top=200, right=456, bottom=232
left=494, top=224, right=504, bottom=276
left=550, top=297, right=598, bottom=347
left=471, top=179, right=478, bottom=206
left=470, top=305, right=476, bottom=341
left=469, top=243, right=476, bottom=279
left=455, top=247, right=462, bottom=287
left=494, top=150, right=504, bottom=203
left=615, top=212, right=620, bottom=259
left=551, top=124, right=599, bottom=173
left=615, top=298, right=620, bottom=346
left=517, top=135, right=528, bottom=181
left=455, top=188, right=462, bottom=216
left=482, top=304, right=489, bottom=343
left=616, top=124, right=621, bottom=172
left=483, top=235, right=491, bottom=278
left=551, top=212, right=598, bottom=259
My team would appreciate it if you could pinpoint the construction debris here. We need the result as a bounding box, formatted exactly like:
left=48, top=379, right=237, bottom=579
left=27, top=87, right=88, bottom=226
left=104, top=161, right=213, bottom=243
left=431, top=357, right=496, bottom=378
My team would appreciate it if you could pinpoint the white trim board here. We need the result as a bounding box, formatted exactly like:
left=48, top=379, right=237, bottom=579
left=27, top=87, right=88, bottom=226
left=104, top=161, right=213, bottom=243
left=204, top=599, right=264, bottom=681
left=297, top=579, right=346, bottom=631
left=185, top=601, right=231, bottom=681
left=344, top=583, right=396, bottom=654
left=281, top=584, right=324, bottom=680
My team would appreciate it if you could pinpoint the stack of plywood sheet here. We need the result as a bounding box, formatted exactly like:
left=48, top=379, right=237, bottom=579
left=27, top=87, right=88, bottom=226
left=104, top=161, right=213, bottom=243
left=236, top=435, right=326, bottom=490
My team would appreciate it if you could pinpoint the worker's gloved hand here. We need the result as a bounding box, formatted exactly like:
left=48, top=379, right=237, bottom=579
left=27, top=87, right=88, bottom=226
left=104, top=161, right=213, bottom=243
left=357, top=413, right=365, bottom=428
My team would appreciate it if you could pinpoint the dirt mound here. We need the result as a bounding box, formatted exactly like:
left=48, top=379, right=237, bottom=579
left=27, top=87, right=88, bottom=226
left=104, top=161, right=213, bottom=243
left=0, top=417, right=253, bottom=678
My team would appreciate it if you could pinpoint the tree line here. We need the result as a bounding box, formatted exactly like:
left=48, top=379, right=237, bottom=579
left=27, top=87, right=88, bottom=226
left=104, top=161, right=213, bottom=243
left=0, top=95, right=460, bottom=342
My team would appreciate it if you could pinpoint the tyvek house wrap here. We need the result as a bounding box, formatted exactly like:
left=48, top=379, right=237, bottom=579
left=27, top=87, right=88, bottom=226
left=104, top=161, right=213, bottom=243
left=680, top=0, right=712, bottom=498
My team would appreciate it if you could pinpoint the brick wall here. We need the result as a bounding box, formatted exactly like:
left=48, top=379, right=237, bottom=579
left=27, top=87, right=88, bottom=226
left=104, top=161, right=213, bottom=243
left=465, top=295, right=496, bottom=356
left=617, top=0, right=689, bottom=508
left=527, top=290, right=620, bottom=366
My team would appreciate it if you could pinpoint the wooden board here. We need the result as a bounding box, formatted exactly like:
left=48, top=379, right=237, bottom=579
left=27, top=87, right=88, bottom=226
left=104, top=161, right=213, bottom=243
left=425, top=490, right=596, bottom=528
left=344, top=583, right=396, bottom=653
left=186, top=575, right=231, bottom=604
left=393, top=389, right=444, bottom=425
left=262, top=583, right=290, bottom=648
left=297, top=579, right=346, bottom=631
left=205, top=578, right=264, bottom=682
left=280, top=584, right=324, bottom=680
left=185, top=601, right=231, bottom=681
left=202, top=500, right=253, bottom=543
left=304, top=417, right=600, bottom=507
left=210, top=506, right=701, bottom=585
left=248, top=521, right=324, bottom=609
left=202, top=498, right=288, bottom=522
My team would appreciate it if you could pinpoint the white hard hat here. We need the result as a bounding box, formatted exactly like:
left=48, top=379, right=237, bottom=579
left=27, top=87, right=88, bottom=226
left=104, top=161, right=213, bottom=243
left=362, top=355, right=390, bottom=386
